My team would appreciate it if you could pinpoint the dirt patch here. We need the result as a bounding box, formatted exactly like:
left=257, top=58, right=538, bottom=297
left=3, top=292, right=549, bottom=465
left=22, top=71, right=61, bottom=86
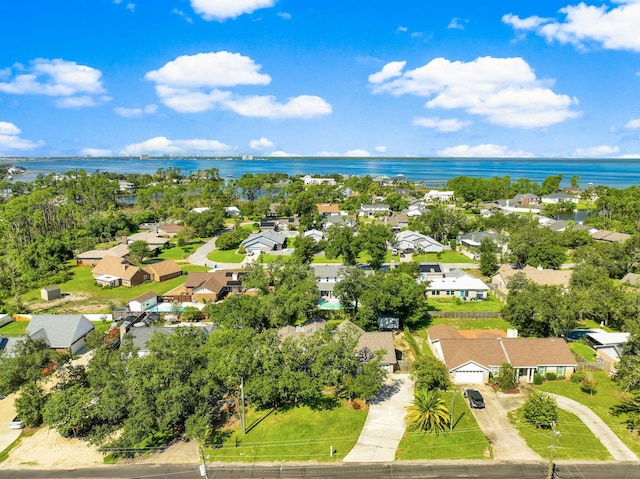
left=345, top=399, right=369, bottom=410
left=4, top=428, right=105, bottom=468
left=134, top=440, right=200, bottom=464
left=26, top=293, right=97, bottom=313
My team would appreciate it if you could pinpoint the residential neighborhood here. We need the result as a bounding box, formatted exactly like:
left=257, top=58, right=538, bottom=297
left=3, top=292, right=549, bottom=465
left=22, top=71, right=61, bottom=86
left=2, top=168, right=640, bottom=472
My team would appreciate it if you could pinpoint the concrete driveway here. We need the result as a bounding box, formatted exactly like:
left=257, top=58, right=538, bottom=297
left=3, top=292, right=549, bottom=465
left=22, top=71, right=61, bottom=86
left=545, top=393, right=638, bottom=462
left=343, top=374, right=414, bottom=462
left=463, top=385, right=542, bottom=462
left=0, top=394, right=22, bottom=454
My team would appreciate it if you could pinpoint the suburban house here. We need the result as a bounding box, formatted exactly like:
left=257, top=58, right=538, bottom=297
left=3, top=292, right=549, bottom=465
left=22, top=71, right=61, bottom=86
left=144, top=260, right=182, bottom=283
left=424, top=190, right=455, bottom=203
left=358, top=203, right=390, bottom=217
left=75, top=244, right=130, bottom=266
left=92, top=256, right=149, bottom=287
left=417, top=262, right=446, bottom=283
left=513, top=193, right=541, bottom=207
left=377, top=213, right=409, bottom=231
left=338, top=321, right=398, bottom=373
left=240, top=230, right=287, bottom=253
left=585, top=330, right=630, bottom=373
left=457, top=231, right=506, bottom=249
left=278, top=316, right=328, bottom=339
left=540, top=192, right=579, bottom=204
left=427, top=325, right=577, bottom=384
left=128, top=291, right=159, bottom=312
left=155, top=223, right=184, bottom=236
left=591, top=230, right=633, bottom=243
left=425, top=269, right=490, bottom=300
left=184, top=270, right=244, bottom=302
left=404, top=202, right=427, bottom=218
left=492, top=264, right=572, bottom=296
left=127, top=232, right=171, bottom=248
left=302, top=229, right=325, bottom=242
left=316, top=203, right=341, bottom=216
left=544, top=220, right=596, bottom=234
left=302, top=175, right=336, bottom=186
left=394, top=230, right=445, bottom=253
left=25, top=314, right=95, bottom=354
left=312, top=264, right=345, bottom=298
left=224, top=206, right=241, bottom=217
left=323, top=214, right=357, bottom=230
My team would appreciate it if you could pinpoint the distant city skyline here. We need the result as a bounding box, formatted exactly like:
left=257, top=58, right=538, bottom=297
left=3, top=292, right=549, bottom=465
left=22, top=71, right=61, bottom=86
left=1, top=1, right=640, bottom=159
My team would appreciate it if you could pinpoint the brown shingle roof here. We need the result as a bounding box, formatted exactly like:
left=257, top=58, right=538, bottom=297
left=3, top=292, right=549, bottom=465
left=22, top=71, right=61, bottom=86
left=144, top=260, right=181, bottom=277
left=92, top=256, right=145, bottom=280
left=316, top=203, right=340, bottom=214
left=358, top=331, right=397, bottom=365
left=495, top=264, right=571, bottom=288
left=502, top=337, right=577, bottom=368
left=185, top=270, right=242, bottom=294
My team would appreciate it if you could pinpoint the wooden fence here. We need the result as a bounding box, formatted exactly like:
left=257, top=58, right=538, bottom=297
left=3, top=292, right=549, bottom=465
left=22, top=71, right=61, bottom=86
left=575, top=358, right=609, bottom=372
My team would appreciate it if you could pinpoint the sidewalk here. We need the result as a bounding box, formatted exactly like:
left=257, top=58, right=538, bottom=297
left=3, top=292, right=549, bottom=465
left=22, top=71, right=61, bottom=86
left=343, top=374, right=413, bottom=462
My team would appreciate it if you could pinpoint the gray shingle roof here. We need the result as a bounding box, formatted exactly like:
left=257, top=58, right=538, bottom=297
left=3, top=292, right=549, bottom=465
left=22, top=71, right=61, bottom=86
left=25, top=315, right=95, bottom=349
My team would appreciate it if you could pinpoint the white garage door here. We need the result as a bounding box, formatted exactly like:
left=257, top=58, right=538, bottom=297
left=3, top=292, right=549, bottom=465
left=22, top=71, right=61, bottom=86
left=453, top=370, right=485, bottom=384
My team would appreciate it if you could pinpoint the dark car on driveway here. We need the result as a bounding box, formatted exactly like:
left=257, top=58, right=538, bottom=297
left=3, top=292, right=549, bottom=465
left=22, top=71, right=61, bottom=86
left=464, top=389, right=485, bottom=409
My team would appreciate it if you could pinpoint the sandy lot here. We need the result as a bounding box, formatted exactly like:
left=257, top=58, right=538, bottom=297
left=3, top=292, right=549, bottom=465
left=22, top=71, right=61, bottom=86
left=4, top=428, right=105, bottom=468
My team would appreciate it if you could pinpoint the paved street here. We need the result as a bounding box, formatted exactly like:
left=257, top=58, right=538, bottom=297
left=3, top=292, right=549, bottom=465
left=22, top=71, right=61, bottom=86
left=2, top=462, right=640, bottom=479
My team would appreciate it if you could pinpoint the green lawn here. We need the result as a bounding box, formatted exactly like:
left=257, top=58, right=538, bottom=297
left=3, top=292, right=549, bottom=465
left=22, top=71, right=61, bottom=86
left=22, top=264, right=200, bottom=313
left=536, top=372, right=640, bottom=455
left=509, top=408, right=611, bottom=460
left=0, top=320, right=29, bottom=336
left=569, top=342, right=597, bottom=362
left=428, top=295, right=503, bottom=313
left=157, top=241, right=204, bottom=261
left=396, top=391, right=491, bottom=460
left=207, top=249, right=246, bottom=263
left=203, top=402, right=367, bottom=462
left=418, top=251, right=477, bottom=264
left=428, top=316, right=512, bottom=331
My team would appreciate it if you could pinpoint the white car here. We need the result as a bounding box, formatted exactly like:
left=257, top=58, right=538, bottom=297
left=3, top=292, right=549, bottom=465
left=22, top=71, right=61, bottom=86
left=9, top=416, right=24, bottom=430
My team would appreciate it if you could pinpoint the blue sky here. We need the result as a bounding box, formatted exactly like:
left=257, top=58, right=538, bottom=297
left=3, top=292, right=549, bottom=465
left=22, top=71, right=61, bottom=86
left=1, top=0, right=640, bottom=158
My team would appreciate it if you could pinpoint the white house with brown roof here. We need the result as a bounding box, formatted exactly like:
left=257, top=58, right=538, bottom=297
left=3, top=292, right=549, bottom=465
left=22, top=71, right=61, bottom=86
left=184, top=270, right=244, bottom=302
left=492, top=264, right=572, bottom=296
left=427, top=325, right=577, bottom=384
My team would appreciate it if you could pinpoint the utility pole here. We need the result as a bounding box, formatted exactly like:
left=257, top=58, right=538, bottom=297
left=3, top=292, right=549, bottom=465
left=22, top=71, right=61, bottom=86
left=450, top=390, right=456, bottom=431
left=199, top=445, right=210, bottom=479
left=240, top=376, right=246, bottom=434
left=547, top=420, right=559, bottom=479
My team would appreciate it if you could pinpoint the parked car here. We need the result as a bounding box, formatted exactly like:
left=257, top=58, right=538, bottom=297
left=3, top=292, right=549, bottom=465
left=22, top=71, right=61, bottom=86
left=9, top=416, right=24, bottom=430
left=464, top=389, right=485, bottom=409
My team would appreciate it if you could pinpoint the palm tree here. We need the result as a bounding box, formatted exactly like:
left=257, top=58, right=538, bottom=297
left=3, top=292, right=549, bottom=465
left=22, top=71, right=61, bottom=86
left=404, top=388, right=450, bottom=435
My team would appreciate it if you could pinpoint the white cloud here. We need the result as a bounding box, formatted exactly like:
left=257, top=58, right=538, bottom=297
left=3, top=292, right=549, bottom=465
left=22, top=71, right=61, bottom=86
left=114, top=104, right=158, bottom=118
left=0, top=121, right=43, bottom=151
left=268, top=150, right=299, bottom=157
left=397, top=26, right=408, bottom=33
left=0, top=58, right=108, bottom=108
left=412, top=116, right=471, bottom=132
left=374, top=145, right=387, bottom=153
left=171, top=9, right=194, bottom=23
left=437, top=144, right=534, bottom=158
left=502, top=13, right=550, bottom=31
left=120, top=136, right=234, bottom=156
left=370, top=56, right=580, bottom=128
left=278, top=12, right=291, bottom=20
left=82, top=148, right=113, bottom=157
left=447, top=17, right=466, bottom=30
left=145, top=52, right=271, bottom=89
left=249, top=137, right=275, bottom=149
left=316, top=149, right=371, bottom=157
left=190, top=0, right=276, bottom=21
left=147, top=52, right=331, bottom=118
left=504, top=2, right=640, bottom=52
left=368, top=61, right=406, bottom=84
left=574, top=145, right=620, bottom=157
left=625, top=118, right=640, bottom=129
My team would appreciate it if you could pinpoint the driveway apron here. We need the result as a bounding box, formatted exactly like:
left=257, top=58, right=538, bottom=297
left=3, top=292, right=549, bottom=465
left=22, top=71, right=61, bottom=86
left=343, top=374, right=413, bottom=463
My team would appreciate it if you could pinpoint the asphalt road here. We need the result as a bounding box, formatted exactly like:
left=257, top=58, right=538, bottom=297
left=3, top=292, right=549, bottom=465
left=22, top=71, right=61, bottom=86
left=2, top=462, right=640, bottom=479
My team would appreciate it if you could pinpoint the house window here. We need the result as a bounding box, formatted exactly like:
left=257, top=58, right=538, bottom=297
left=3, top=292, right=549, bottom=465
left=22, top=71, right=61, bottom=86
left=557, top=366, right=565, bottom=376
left=446, top=290, right=455, bottom=296
left=431, top=290, right=439, bottom=296
left=537, top=366, right=546, bottom=375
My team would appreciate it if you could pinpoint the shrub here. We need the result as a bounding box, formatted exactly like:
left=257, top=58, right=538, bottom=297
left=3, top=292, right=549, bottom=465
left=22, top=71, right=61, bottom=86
left=545, top=372, right=558, bottom=381
left=557, top=375, right=566, bottom=381
left=495, top=363, right=518, bottom=391
left=533, top=373, right=544, bottom=385
left=521, top=392, right=558, bottom=428
left=581, top=374, right=598, bottom=395
left=571, top=371, right=585, bottom=383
